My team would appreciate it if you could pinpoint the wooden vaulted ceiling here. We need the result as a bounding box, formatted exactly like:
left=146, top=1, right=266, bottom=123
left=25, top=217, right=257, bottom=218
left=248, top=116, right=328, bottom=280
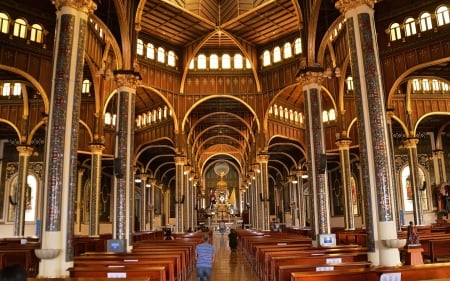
left=133, top=0, right=305, bottom=182
left=138, top=0, right=301, bottom=48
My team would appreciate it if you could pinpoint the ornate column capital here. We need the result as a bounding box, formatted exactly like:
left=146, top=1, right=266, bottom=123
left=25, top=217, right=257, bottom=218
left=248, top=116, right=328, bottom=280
left=336, top=138, right=352, bottom=150
left=114, top=70, right=141, bottom=89
left=402, top=137, right=419, bottom=149
left=16, top=145, right=34, bottom=156
left=335, top=0, right=376, bottom=14
left=89, top=143, right=105, bottom=154
left=256, top=153, right=269, bottom=164
left=52, top=0, right=97, bottom=14
left=174, top=155, right=187, bottom=165
left=296, top=66, right=324, bottom=85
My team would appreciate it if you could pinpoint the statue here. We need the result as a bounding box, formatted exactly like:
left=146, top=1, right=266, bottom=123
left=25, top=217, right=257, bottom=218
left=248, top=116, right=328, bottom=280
left=406, top=221, right=420, bottom=247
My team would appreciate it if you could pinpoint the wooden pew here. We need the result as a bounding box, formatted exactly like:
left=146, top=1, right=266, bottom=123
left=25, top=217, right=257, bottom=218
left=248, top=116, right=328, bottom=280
left=262, top=246, right=367, bottom=281
left=290, top=262, right=450, bottom=281
left=68, top=265, right=167, bottom=281
left=76, top=253, right=182, bottom=281
left=270, top=252, right=368, bottom=281
left=427, top=238, right=450, bottom=262
left=73, top=259, right=176, bottom=281
left=278, top=261, right=371, bottom=281
left=29, top=278, right=150, bottom=281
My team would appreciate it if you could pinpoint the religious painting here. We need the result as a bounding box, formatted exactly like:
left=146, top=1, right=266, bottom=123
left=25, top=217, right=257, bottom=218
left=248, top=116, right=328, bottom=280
left=401, top=166, right=429, bottom=212
left=7, top=174, right=38, bottom=222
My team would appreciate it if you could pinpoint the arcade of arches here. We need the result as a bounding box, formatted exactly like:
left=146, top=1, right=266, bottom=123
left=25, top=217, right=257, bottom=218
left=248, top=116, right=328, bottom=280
left=0, top=0, right=450, bottom=276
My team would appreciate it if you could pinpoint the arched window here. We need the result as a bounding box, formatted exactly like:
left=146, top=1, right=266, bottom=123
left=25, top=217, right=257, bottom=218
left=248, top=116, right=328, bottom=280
left=283, top=42, right=292, bottom=59
left=412, top=78, right=421, bottom=92
left=322, top=110, right=329, bottom=123
left=328, top=109, right=336, bottom=121
left=149, top=110, right=152, bottom=125
left=13, top=82, right=22, bottom=96
left=168, top=50, right=175, bottom=66
left=273, top=46, right=281, bottom=63
left=404, top=17, right=417, bottom=37
left=422, top=79, right=430, bottom=92
left=136, top=39, right=144, bottom=55
left=436, top=6, right=450, bottom=26
left=346, top=76, right=354, bottom=91
left=278, top=105, right=284, bottom=119
left=142, top=114, right=147, bottom=126
left=198, top=54, right=206, bottom=69
left=8, top=174, right=38, bottom=222
left=163, top=106, right=168, bottom=119
left=82, top=79, right=91, bottom=94
left=106, top=112, right=114, bottom=126
left=234, top=54, right=243, bottom=69
left=222, top=54, right=231, bottom=69
left=146, top=43, right=155, bottom=59
left=419, top=12, right=433, bottom=32
left=30, top=23, right=43, bottom=43
left=152, top=109, right=157, bottom=122
left=13, top=18, right=27, bottom=38
left=263, top=50, right=271, bottom=66
left=432, top=79, right=440, bottom=92
left=401, top=166, right=429, bottom=212
left=273, top=104, right=278, bottom=116
left=294, top=37, right=302, bottom=55
left=2, top=82, right=11, bottom=96
left=0, top=13, right=9, bottom=34
left=157, top=47, right=165, bottom=63
left=210, top=54, right=219, bottom=69
left=389, top=23, right=401, bottom=41
left=268, top=106, right=273, bottom=116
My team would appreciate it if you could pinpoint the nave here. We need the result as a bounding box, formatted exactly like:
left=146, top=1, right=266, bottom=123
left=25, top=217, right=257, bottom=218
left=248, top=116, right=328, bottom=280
left=187, top=230, right=259, bottom=281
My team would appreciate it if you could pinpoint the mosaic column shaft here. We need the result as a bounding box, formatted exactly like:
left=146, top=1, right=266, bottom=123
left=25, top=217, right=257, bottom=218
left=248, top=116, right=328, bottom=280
left=40, top=0, right=96, bottom=277
left=387, top=110, right=402, bottom=230
left=174, top=156, right=186, bottom=232
left=89, top=144, right=104, bottom=237
left=298, top=68, right=330, bottom=243
left=14, top=145, right=34, bottom=236
left=336, top=139, right=355, bottom=230
left=258, top=154, right=270, bottom=230
left=403, top=138, right=424, bottom=225
left=336, top=0, right=400, bottom=266
left=113, top=72, right=139, bottom=248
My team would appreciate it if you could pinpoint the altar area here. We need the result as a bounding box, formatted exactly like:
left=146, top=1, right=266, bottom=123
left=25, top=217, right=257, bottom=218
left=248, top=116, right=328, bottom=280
left=201, top=161, right=242, bottom=230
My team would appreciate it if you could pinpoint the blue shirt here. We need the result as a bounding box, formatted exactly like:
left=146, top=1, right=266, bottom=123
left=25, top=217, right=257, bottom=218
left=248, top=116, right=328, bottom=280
left=196, top=242, right=215, bottom=268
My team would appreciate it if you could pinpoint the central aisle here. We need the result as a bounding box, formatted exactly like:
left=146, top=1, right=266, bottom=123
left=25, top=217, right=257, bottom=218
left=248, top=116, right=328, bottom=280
left=188, top=231, right=260, bottom=281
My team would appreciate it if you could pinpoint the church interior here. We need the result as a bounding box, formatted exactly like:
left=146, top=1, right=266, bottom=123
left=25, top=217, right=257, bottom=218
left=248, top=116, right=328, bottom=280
left=1, top=0, right=450, bottom=279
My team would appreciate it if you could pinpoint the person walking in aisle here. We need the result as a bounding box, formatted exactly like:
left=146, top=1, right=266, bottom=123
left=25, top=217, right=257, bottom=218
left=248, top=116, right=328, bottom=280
left=228, top=228, right=238, bottom=250
left=195, top=234, right=216, bottom=281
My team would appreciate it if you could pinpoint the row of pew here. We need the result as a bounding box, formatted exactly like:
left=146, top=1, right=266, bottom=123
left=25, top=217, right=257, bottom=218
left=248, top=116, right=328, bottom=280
left=237, top=228, right=450, bottom=281
left=68, top=231, right=209, bottom=281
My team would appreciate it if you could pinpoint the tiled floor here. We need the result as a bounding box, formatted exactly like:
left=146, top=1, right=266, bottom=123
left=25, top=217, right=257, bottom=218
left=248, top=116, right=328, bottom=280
left=188, top=231, right=260, bottom=281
